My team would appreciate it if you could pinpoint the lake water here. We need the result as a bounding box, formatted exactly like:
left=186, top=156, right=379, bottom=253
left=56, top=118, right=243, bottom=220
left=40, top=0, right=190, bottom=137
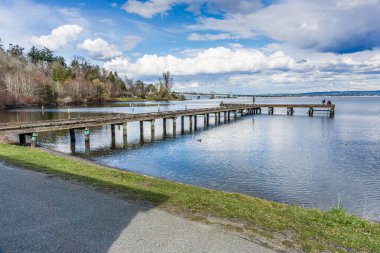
left=1, top=96, right=379, bottom=221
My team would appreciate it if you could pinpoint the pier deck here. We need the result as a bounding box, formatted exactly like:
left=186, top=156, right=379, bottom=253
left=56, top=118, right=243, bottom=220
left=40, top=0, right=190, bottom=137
left=0, top=103, right=335, bottom=147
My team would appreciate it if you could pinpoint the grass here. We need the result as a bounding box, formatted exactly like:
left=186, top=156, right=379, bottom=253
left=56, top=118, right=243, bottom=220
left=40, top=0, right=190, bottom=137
left=0, top=143, right=379, bottom=252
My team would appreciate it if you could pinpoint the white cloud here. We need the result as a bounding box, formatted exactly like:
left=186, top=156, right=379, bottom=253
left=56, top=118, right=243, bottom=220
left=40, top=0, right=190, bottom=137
left=30, top=24, right=84, bottom=50
left=104, top=46, right=295, bottom=78
left=187, top=33, right=237, bottom=41
left=77, top=38, right=122, bottom=60
left=124, top=35, right=143, bottom=50
left=122, top=0, right=262, bottom=19
left=122, top=0, right=174, bottom=18
left=189, top=0, right=380, bottom=53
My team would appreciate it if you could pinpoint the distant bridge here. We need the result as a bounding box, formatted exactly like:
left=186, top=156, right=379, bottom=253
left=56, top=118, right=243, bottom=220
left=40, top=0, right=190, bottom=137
left=173, top=91, right=255, bottom=98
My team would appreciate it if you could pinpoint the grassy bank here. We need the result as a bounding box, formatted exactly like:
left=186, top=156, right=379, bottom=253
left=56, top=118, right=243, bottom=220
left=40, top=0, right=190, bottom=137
left=0, top=143, right=378, bottom=252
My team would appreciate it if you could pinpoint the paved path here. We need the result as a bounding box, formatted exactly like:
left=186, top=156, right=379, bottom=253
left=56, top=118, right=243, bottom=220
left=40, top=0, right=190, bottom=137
left=0, top=163, right=276, bottom=253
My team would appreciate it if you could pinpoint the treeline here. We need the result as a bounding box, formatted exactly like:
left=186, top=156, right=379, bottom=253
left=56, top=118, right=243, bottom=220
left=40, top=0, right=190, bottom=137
left=0, top=39, right=179, bottom=108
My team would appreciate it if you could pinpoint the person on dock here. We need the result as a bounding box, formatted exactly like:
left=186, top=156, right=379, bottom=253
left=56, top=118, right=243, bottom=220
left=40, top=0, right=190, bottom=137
left=322, top=99, right=326, bottom=105
left=252, top=96, right=256, bottom=105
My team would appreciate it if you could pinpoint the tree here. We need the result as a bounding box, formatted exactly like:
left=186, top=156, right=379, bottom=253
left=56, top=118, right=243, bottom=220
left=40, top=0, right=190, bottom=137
left=7, top=44, right=24, bottom=58
left=160, top=71, right=174, bottom=91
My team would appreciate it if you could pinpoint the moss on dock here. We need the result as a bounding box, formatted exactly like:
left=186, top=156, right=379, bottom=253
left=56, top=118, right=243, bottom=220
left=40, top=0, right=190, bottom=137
left=0, top=143, right=379, bottom=252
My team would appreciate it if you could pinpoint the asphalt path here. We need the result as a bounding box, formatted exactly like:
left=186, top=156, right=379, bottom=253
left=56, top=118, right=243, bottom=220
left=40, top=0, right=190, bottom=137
left=0, top=162, right=276, bottom=253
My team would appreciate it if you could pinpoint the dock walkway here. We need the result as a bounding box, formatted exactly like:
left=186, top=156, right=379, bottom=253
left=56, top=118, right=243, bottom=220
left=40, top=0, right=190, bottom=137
left=0, top=103, right=335, bottom=147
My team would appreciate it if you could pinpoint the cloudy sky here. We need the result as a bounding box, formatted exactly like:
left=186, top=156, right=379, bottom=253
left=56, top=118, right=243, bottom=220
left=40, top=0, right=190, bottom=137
left=1, top=0, right=380, bottom=94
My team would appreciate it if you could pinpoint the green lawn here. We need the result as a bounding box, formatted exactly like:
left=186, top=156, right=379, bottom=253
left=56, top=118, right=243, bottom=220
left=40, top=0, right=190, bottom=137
left=0, top=143, right=379, bottom=252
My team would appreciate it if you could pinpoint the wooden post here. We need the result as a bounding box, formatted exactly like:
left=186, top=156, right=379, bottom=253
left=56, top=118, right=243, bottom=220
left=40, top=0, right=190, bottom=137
left=151, top=119, right=155, bottom=140
left=330, top=108, right=335, bottom=118
left=268, top=107, right=274, bottom=115
left=111, top=124, right=115, bottom=137
left=228, top=111, right=231, bottom=122
left=172, top=117, right=177, bottom=136
left=140, top=121, right=144, bottom=140
left=215, top=112, right=218, bottom=125
left=218, top=112, right=221, bottom=124
left=206, top=113, right=209, bottom=127
left=189, top=116, right=193, bottom=132
left=203, top=114, right=207, bottom=129
left=31, top=132, right=38, bottom=148
left=19, top=134, right=26, bottom=145
left=194, top=115, right=197, bottom=131
left=84, top=128, right=90, bottom=154
left=163, top=118, right=167, bottom=136
left=224, top=112, right=227, bottom=122
left=308, top=108, right=313, bottom=117
left=123, top=122, right=127, bottom=147
left=234, top=111, right=237, bottom=120
left=84, top=127, right=90, bottom=143
left=69, top=129, right=76, bottom=143
left=287, top=107, right=294, bottom=116
left=181, top=116, right=185, bottom=134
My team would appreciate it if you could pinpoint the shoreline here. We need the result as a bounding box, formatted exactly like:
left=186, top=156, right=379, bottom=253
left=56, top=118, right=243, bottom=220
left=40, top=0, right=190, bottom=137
left=0, top=142, right=379, bottom=252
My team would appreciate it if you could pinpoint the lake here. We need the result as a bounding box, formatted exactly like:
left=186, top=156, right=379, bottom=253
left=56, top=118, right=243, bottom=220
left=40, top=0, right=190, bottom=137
left=1, top=96, right=379, bottom=221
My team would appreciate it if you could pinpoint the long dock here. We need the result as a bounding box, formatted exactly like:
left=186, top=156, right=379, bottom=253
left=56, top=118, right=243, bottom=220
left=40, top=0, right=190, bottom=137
left=0, top=103, right=335, bottom=148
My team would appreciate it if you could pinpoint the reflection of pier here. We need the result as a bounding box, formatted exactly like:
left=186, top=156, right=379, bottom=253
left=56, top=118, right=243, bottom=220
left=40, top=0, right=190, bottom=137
left=0, top=103, right=335, bottom=149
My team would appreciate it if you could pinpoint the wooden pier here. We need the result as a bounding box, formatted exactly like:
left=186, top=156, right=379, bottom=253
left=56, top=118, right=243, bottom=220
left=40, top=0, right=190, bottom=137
left=0, top=103, right=335, bottom=148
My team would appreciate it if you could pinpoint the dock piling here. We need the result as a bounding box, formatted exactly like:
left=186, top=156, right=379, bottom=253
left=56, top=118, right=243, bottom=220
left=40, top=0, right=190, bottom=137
left=181, top=116, right=185, bottom=134
left=19, top=134, right=26, bottom=145
left=140, top=121, right=144, bottom=140
left=31, top=132, right=38, bottom=148
left=189, top=116, right=193, bottom=132
left=163, top=118, right=167, bottom=136
left=151, top=120, right=155, bottom=140
left=172, top=117, right=177, bottom=136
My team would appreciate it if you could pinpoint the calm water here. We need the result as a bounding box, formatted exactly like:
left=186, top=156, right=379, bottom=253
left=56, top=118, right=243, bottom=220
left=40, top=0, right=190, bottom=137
left=1, top=97, right=379, bottom=221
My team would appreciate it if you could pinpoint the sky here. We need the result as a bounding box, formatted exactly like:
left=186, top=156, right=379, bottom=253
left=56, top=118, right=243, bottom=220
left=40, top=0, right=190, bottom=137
left=1, top=0, right=380, bottom=94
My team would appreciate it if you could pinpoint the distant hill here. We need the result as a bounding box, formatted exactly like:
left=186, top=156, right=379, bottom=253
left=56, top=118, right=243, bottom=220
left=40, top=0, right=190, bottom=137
left=258, top=90, right=380, bottom=97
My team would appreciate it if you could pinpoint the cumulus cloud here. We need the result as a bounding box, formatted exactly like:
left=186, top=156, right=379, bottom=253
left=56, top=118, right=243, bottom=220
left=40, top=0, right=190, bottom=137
left=189, top=0, right=380, bottom=53
left=122, top=0, right=262, bottom=18
left=122, top=0, right=174, bottom=18
left=187, top=33, right=237, bottom=41
left=30, top=24, right=84, bottom=50
left=104, top=46, right=295, bottom=78
left=124, top=35, right=143, bottom=50
left=77, top=38, right=122, bottom=60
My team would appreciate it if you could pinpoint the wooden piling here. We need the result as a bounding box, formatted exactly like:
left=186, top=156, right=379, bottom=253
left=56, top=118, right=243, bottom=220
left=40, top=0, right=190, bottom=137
left=31, top=132, right=38, bottom=148
left=172, top=117, right=177, bottom=136
left=123, top=123, right=127, bottom=147
left=268, top=107, right=274, bottom=115
left=84, top=127, right=90, bottom=143
left=181, top=116, right=185, bottom=134
left=69, top=129, right=75, bottom=143
left=203, top=114, right=207, bottom=129
left=194, top=115, right=198, bottom=131
left=308, top=108, right=313, bottom=117
left=140, top=121, right=144, bottom=140
left=287, top=107, right=294, bottom=116
left=163, top=118, right=167, bottom=136
left=189, top=116, right=193, bottom=132
left=111, top=124, right=115, bottom=137
left=151, top=119, right=155, bottom=140
left=19, top=134, right=26, bottom=145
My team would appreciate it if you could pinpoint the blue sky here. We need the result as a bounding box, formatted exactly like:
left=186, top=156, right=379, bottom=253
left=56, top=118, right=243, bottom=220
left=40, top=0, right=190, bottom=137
left=1, top=0, right=380, bottom=93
